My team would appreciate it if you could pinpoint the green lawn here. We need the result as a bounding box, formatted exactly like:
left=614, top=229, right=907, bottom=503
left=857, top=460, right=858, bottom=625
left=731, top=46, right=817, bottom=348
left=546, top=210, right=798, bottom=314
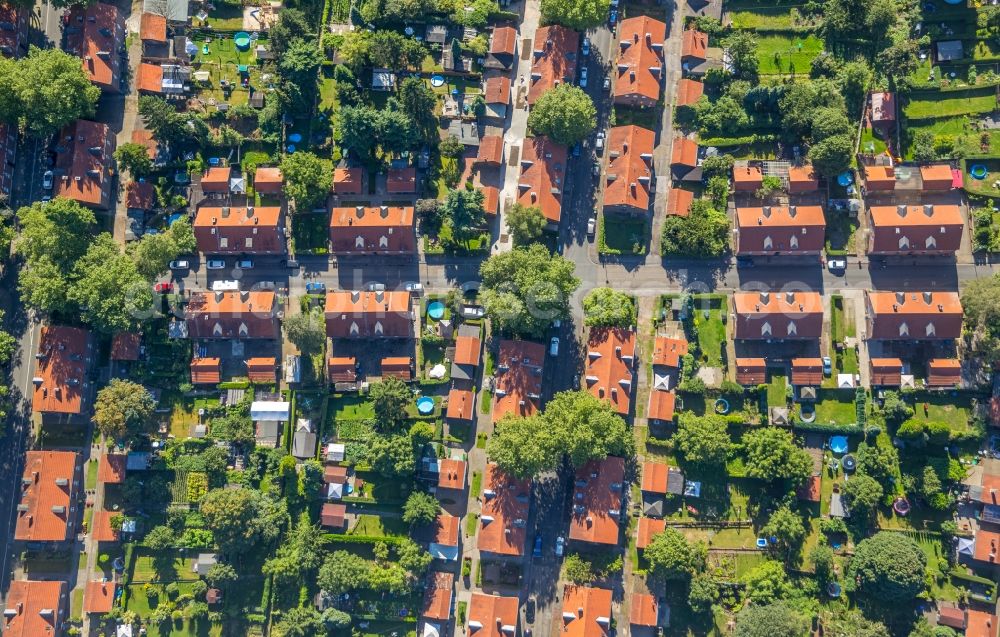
left=600, top=214, right=649, bottom=255
left=757, top=34, right=824, bottom=75
left=803, top=391, right=858, bottom=426
left=126, top=583, right=223, bottom=637
left=685, top=294, right=727, bottom=368
left=131, top=550, right=198, bottom=583
left=291, top=213, right=329, bottom=254
left=907, top=392, right=972, bottom=432
left=86, top=458, right=99, bottom=490
left=729, top=7, right=796, bottom=28
left=904, top=88, right=998, bottom=119
left=349, top=514, right=408, bottom=537
left=825, top=210, right=858, bottom=256
left=860, top=128, right=889, bottom=155
left=330, top=395, right=375, bottom=420
left=767, top=373, right=787, bottom=408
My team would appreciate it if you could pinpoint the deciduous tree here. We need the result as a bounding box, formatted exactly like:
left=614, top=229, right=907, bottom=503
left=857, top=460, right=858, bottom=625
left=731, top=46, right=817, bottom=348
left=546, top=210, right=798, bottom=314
left=741, top=427, right=812, bottom=485
left=284, top=308, right=327, bottom=355
left=114, top=142, right=153, bottom=178
left=0, top=47, right=100, bottom=137
left=735, top=602, right=808, bottom=637
left=847, top=532, right=927, bottom=603
left=527, top=84, right=596, bottom=146
left=402, top=491, right=440, bottom=526
left=93, top=379, right=156, bottom=440
left=369, top=376, right=411, bottom=431
left=200, top=487, right=284, bottom=554
left=582, top=287, right=636, bottom=328
left=280, top=152, right=332, bottom=212
left=660, top=200, right=730, bottom=257
left=645, top=528, right=707, bottom=580
left=540, top=0, right=607, bottom=30
left=506, top=203, right=547, bottom=246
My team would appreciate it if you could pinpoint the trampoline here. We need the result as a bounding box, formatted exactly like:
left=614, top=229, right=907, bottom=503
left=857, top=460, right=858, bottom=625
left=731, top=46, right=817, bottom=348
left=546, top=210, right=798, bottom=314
left=714, top=398, right=730, bottom=414
left=970, top=164, right=988, bottom=180
left=416, top=396, right=435, bottom=415
left=427, top=301, right=445, bottom=320
left=830, top=435, right=849, bottom=454
left=893, top=497, right=911, bottom=516
left=836, top=172, right=853, bottom=187
left=430, top=75, right=445, bottom=87
left=234, top=31, right=252, bottom=51
left=842, top=454, right=856, bottom=472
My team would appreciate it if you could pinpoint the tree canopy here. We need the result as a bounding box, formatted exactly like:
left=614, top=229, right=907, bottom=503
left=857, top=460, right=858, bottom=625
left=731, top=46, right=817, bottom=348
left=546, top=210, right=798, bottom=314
left=660, top=200, right=730, bottom=257
left=479, top=244, right=580, bottom=337
left=540, top=0, right=608, bottom=30
left=674, top=414, right=732, bottom=467
left=644, top=528, right=707, bottom=580
left=505, top=203, right=547, bottom=246
left=582, top=288, right=636, bottom=328
left=369, top=376, right=411, bottom=431
left=200, top=487, right=284, bottom=554
left=847, top=532, right=927, bottom=603
left=69, top=234, right=154, bottom=334
left=734, top=602, right=808, bottom=637
left=527, top=84, right=597, bottom=146
left=93, top=379, right=157, bottom=440
left=741, top=427, right=812, bottom=485
left=402, top=491, right=440, bottom=526
left=0, top=47, right=100, bottom=137
left=284, top=308, right=327, bottom=356
left=280, top=152, right=332, bottom=212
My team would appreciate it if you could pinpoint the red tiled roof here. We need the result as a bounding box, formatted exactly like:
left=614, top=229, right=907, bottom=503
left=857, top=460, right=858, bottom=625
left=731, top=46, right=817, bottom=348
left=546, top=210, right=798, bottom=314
left=137, top=62, right=163, bottom=93
left=603, top=125, right=655, bottom=213
left=387, top=166, right=417, bottom=194
left=966, top=609, right=998, bottom=637
left=53, top=119, right=115, bottom=209
left=788, top=164, right=819, bottom=193
left=91, top=508, right=119, bottom=543
left=468, top=593, right=519, bottom=636
left=131, top=128, right=157, bottom=159
left=447, top=387, right=475, bottom=421
left=324, top=290, right=413, bottom=339
left=16, top=451, right=80, bottom=542
left=797, top=475, right=821, bottom=502
left=630, top=593, right=658, bottom=627
left=493, top=340, right=545, bottom=423
left=937, top=607, right=965, bottom=630
left=866, top=291, right=963, bottom=340
left=332, top=167, right=364, bottom=194
left=790, top=358, right=823, bottom=386
left=973, top=527, right=1000, bottom=564
left=568, top=456, right=624, bottom=546
left=4, top=580, right=64, bottom=637
left=67, top=3, right=124, bottom=92
left=614, top=16, right=666, bottom=105
left=126, top=181, right=155, bottom=210
left=482, top=186, right=500, bottom=215
left=647, top=390, right=676, bottom=422
left=681, top=29, right=707, bottom=59
left=194, top=205, right=285, bottom=254
left=584, top=327, right=636, bottom=415
left=140, top=12, right=166, bottom=43
left=321, top=503, right=347, bottom=528
left=324, top=465, right=348, bottom=484
left=200, top=166, right=231, bottom=192
left=735, top=358, right=767, bottom=385
left=927, top=358, right=961, bottom=387
left=455, top=334, right=482, bottom=367
left=676, top=78, right=704, bottom=106
left=868, top=205, right=963, bottom=254
left=636, top=517, right=665, bottom=550
left=33, top=326, right=93, bottom=415
left=732, top=164, right=762, bottom=191
left=920, top=163, right=953, bottom=190
left=561, top=585, right=613, bottom=637
left=190, top=358, right=222, bottom=384
left=328, top=357, right=357, bottom=382
left=667, top=187, right=693, bottom=217
left=381, top=356, right=413, bottom=380
left=84, top=580, right=115, bottom=614
left=246, top=357, right=276, bottom=383
left=733, top=291, right=824, bottom=340
left=528, top=25, right=578, bottom=105
left=186, top=291, right=279, bottom=339
left=976, top=474, right=1000, bottom=504
left=652, top=336, right=688, bottom=368
left=254, top=166, right=283, bottom=193
left=98, top=454, right=126, bottom=484
left=518, top=136, right=567, bottom=224
left=484, top=75, right=511, bottom=105
left=670, top=137, right=698, bottom=168
left=641, top=461, right=668, bottom=494
left=478, top=463, right=531, bottom=556
left=422, top=571, right=454, bottom=621
left=477, top=135, right=504, bottom=165
left=869, top=358, right=903, bottom=386
left=330, top=206, right=416, bottom=254
left=735, top=205, right=826, bottom=255
left=429, top=512, right=460, bottom=547
left=490, top=26, right=517, bottom=56
left=863, top=165, right=895, bottom=190
left=438, top=458, right=466, bottom=490
left=111, top=331, right=141, bottom=361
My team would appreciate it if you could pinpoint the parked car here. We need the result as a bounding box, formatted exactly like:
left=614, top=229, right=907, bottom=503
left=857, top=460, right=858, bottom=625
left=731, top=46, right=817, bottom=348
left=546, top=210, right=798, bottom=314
left=822, top=356, right=832, bottom=376
left=736, top=256, right=754, bottom=268
left=549, top=337, right=560, bottom=356
left=572, top=143, right=581, bottom=157
left=609, top=8, right=617, bottom=23
left=366, top=282, right=386, bottom=291
left=603, top=76, right=611, bottom=91
left=592, top=161, right=601, bottom=177
left=206, top=259, right=226, bottom=270
left=532, top=534, right=543, bottom=558
left=305, top=282, right=326, bottom=294
left=582, top=37, right=591, bottom=56
left=587, top=217, right=596, bottom=237
left=595, top=131, right=605, bottom=154
left=153, top=282, right=173, bottom=294
left=237, top=259, right=254, bottom=269
left=405, top=282, right=424, bottom=294
left=827, top=258, right=847, bottom=272
left=579, top=67, right=588, bottom=87
left=555, top=536, right=565, bottom=557
left=42, top=170, right=53, bottom=191
left=169, top=260, right=190, bottom=270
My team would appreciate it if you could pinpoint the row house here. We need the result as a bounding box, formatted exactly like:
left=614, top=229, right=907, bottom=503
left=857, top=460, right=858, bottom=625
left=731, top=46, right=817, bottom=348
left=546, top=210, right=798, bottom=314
left=568, top=456, right=625, bottom=547
left=332, top=167, right=364, bottom=195
left=486, top=25, right=517, bottom=70
left=519, top=136, right=567, bottom=226
left=603, top=125, right=655, bottom=215
left=492, top=339, right=545, bottom=423
left=139, top=12, right=168, bottom=57
left=788, top=164, right=820, bottom=193
left=640, top=460, right=683, bottom=517
left=478, top=463, right=531, bottom=559
left=614, top=16, right=666, bottom=108
left=33, top=326, right=94, bottom=418
left=3, top=580, right=66, bottom=637
left=484, top=75, right=511, bottom=119
left=864, top=291, right=963, bottom=341
left=66, top=3, right=125, bottom=93
left=185, top=290, right=280, bottom=340
left=447, top=324, right=482, bottom=424
left=734, top=205, right=826, bottom=256
left=136, top=62, right=189, bottom=95
left=528, top=25, right=578, bottom=105
left=193, top=206, right=285, bottom=254
left=53, top=119, right=116, bottom=209
left=670, top=137, right=699, bottom=181
left=16, top=451, right=81, bottom=543
left=324, top=290, right=413, bottom=339
left=329, top=205, right=416, bottom=255
left=477, top=135, right=504, bottom=168
left=732, top=291, right=824, bottom=341
left=868, top=204, right=963, bottom=256
left=584, top=327, right=636, bottom=416
left=420, top=571, right=454, bottom=637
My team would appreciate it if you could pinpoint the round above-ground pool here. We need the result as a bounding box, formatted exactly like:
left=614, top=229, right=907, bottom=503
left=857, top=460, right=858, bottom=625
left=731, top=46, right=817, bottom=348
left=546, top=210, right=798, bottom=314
left=234, top=31, right=252, bottom=51
left=714, top=398, right=729, bottom=414
left=756, top=538, right=768, bottom=548
left=431, top=75, right=445, bottom=87
left=830, top=435, right=849, bottom=454
left=427, top=301, right=445, bottom=320
left=893, top=497, right=911, bottom=515
left=837, top=171, right=853, bottom=187
left=288, top=133, right=303, bottom=143
left=970, top=164, right=989, bottom=180
left=416, top=396, right=435, bottom=415
left=842, top=454, right=857, bottom=472
left=827, top=582, right=842, bottom=598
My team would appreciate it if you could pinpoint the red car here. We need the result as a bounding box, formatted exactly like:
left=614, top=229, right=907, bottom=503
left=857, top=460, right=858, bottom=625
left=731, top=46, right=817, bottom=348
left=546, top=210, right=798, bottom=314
left=153, top=282, right=173, bottom=294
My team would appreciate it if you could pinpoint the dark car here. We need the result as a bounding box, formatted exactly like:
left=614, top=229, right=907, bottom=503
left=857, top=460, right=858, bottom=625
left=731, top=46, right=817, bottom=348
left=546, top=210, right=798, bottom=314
left=305, top=282, right=326, bottom=294
left=532, top=534, right=543, bottom=557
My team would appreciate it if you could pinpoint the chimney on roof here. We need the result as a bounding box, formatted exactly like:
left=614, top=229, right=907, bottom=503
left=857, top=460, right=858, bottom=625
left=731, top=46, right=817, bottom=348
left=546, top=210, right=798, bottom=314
left=221, top=207, right=230, bottom=218
left=759, top=291, right=770, bottom=304
left=788, top=205, right=797, bottom=218
left=762, top=206, right=771, bottom=217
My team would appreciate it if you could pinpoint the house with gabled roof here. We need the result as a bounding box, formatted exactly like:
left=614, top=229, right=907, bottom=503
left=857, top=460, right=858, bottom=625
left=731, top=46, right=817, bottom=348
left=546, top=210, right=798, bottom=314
left=53, top=119, right=116, bottom=209
left=604, top=125, right=655, bottom=215
left=864, top=291, right=963, bottom=340
left=561, top=585, right=613, bottom=637
left=478, top=463, right=531, bottom=558
left=66, top=2, right=125, bottom=93
left=468, top=592, right=519, bottom=635
left=3, top=580, right=65, bottom=637
left=868, top=204, right=963, bottom=255
left=614, top=16, right=666, bottom=108
left=735, top=205, right=826, bottom=256
left=324, top=290, right=413, bottom=339
left=518, top=136, right=567, bottom=225
left=194, top=206, right=285, bottom=254
left=528, top=25, right=578, bottom=105
left=568, top=456, right=625, bottom=546
left=32, top=326, right=94, bottom=417
left=330, top=205, right=416, bottom=254
left=732, top=291, right=824, bottom=340
left=185, top=291, right=280, bottom=340
left=584, top=327, right=636, bottom=416
left=16, top=451, right=81, bottom=543
left=493, top=339, right=544, bottom=423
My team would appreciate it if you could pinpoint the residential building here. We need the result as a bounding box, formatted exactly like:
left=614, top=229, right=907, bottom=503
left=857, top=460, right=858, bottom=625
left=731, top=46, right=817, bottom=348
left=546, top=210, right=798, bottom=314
left=614, top=16, right=666, bottom=107
left=32, top=326, right=94, bottom=417
left=518, top=136, right=567, bottom=225
left=387, top=166, right=417, bottom=194
left=560, top=585, right=613, bottom=637
left=329, top=205, right=416, bottom=254
left=603, top=125, right=655, bottom=215
left=640, top=460, right=678, bottom=517
left=584, top=327, right=636, bottom=416
left=478, top=463, right=531, bottom=558
left=446, top=387, right=475, bottom=421
left=422, top=512, right=460, bottom=561
left=966, top=609, right=999, bottom=637
left=487, top=25, right=517, bottom=69
left=332, top=167, right=364, bottom=195
left=185, top=290, right=280, bottom=340
left=732, top=291, right=824, bottom=340
left=790, top=358, right=823, bottom=386
left=863, top=165, right=895, bottom=191
left=733, top=164, right=762, bottom=192
left=667, top=187, right=693, bottom=216
left=200, top=166, right=231, bottom=194
left=681, top=29, right=706, bottom=64
left=675, top=78, right=703, bottom=107
left=920, top=163, right=954, bottom=190
left=869, top=358, right=903, bottom=387
left=328, top=357, right=357, bottom=383
left=492, top=339, right=545, bottom=422
left=670, top=137, right=699, bottom=178
left=630, top=593, right=659, bottom=629
left=864, top=291, right=963, bottom=340
left=636, top=517, right=665, bottom=550
left=190, top=357, right=221, bottom=384
left=254, top=167, right=283, bottom=194
left=53, top=119, right=116, bottom=209
left=927, top=358, right=961, bottom=387
left=788, top=164, right=819, bottom=193
left=136, top=62, right=189, bottom=94
left=126, top=181, right=155, bottom=211
left=324, top=290, right=413, bottom=339
left=320, top=503, right=346, bottom=529
left=66, top=2, right=125, bottom=93
left=477, top=134, right=504, bottom=166
left=91, top=509, right=119, bottom=543
left=438, top=458, right=467, bottom=492
left=246, top=357, right=277, bottom=383
left=482, top=185, right=500, bottom=216
left=3, top=580, right=65, bottom=637
left=528, top=25, right=578, bottom=105
left=867, top=204, right=963, bottom=255
left=381, top=357, right=412, bottom=380
left=972, top=528, right=1000, bottom=565
left=421, top=571, right=454, bottom=625
left=98, top=454, right=126, bottom=484
left=84, top=581, right=116, bottom=615
left=15, top=450, right=81, bottom=542
left=193, top=206, right=285, bottom=254
left=735, top=205, right=826, bottom=256
left=735, top=358, right=766, bottom=385
left=484, top=75, right=511, bottom=118
left=468, top=592, right=519, bottom=636
left=139, top=12, right=167, bottom=56
left=568, top=456, right=625, bottom=546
